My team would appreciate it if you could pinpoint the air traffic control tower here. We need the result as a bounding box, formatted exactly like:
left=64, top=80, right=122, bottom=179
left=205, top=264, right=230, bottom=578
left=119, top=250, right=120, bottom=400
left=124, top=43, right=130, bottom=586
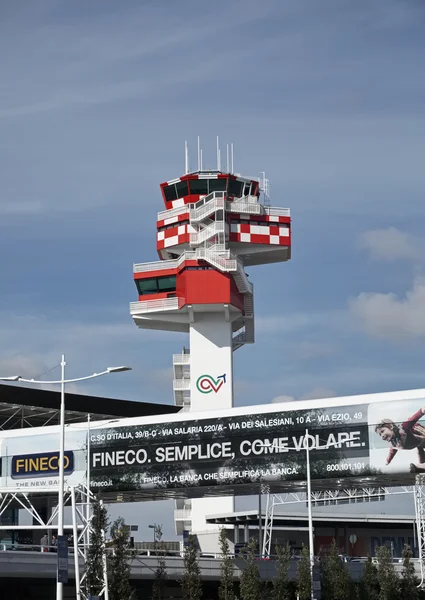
left=130, top=139, right=291, bottom=547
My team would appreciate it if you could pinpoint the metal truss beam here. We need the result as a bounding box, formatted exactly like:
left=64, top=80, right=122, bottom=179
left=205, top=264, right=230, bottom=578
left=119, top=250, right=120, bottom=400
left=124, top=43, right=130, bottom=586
left=0, top=485, right=108, bottom=600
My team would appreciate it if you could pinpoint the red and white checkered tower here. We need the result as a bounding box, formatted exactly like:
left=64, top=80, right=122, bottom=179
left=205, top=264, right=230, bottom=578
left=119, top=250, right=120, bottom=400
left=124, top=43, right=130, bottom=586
left=130, top=139, right=291, bottom=546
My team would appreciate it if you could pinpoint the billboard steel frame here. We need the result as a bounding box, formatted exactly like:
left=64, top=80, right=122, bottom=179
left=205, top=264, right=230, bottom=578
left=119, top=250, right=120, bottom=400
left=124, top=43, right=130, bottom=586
left=0, top=484, right=108, bottom=600
left=263, top=485, right=418, bottom=560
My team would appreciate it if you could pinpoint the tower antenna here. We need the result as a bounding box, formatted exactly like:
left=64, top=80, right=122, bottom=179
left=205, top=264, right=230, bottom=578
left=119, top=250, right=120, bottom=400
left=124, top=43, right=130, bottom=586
left=260, top=171, right=270, bottom=206
left=231, top=143, right=234, bottom=173
left=185, top=141, right=189, bottom=174
left=200, top=148, right=203, bottom=171
left=226, top=144, right=229, bottom=173
left=216, top=136, right=221, bottom=171
left=197, top=136, right=201, bottom=171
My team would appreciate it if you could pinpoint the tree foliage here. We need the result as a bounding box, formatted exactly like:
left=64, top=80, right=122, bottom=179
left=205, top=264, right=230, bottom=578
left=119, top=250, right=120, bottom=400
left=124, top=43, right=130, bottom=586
left=84, top=498, right=108, bottom=598
left=218, top=528, right=235, bottom=600
left=239, top=538, right=262, bottom=600
left=376, top=545, right=400, bottom=600
left=273, top=543, right=292, bottom=600
left=401, top=544, right=419, bottom=600
left=181, top=534, right=202, bottom=600
left=108, top=517, right=135, bottom=600
left=360, top=555, right=380, bottom=600
left=297, top=545, right=311, bottom=600
left=152, top=524, right=167, bottom=600
left=321, top=539, right=351, bottom=600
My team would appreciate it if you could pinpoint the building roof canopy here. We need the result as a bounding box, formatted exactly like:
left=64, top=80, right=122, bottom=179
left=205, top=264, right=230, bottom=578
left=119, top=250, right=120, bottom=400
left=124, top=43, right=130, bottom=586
left=0, top=383, right=179, bottom=430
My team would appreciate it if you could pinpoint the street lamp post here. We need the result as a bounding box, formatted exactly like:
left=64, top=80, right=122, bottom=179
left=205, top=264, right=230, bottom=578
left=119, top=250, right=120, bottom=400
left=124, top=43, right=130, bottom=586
left=0, top=355, right=131, bottom=600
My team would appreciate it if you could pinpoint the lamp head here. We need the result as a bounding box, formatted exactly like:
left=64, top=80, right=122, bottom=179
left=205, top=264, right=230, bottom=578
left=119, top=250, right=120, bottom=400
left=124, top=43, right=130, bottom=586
left=106, top=366, right=132, bottom=374
left=0, top=376, right=21, bottom=382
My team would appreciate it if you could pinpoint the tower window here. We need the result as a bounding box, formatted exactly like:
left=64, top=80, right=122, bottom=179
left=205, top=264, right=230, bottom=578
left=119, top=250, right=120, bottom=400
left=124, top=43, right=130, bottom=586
left=163, top=184, right=178, bottom=202
left=175, top=180, right=189, bottom=198
left=208, top=178, right=227, bottom=193
left=189, top=179, right=208, bottom=195
left=228, top=179, right=243, bottom=197
left=136, top=275, right=176, bottom=295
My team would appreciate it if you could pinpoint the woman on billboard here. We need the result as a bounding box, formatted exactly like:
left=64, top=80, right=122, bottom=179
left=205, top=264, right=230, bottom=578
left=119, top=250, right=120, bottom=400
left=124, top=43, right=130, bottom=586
left=375, top=407, right=425, bottom=473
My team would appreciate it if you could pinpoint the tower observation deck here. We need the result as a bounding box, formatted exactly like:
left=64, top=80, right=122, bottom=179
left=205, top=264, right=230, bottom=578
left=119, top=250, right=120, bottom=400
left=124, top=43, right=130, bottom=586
left=130, top=140, right=291, bottom=546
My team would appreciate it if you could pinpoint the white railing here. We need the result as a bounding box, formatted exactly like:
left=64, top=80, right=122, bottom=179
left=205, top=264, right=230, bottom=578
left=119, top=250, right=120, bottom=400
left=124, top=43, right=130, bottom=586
left=204, top=242, right=227, bottom=253
left=173, top=353, right=191, bottom=364
left=265, top=206, right=290, bottom=218
left=134, top=258, right=178, bottom=273
left=190, top=221, right=226, bottom=245
left=130, top=297, right=180, bottom=314
left=134, top=251, right=197, bottom=273
left=190, top=195, right=225, bottom=222
left=227, top=197, right=263, bottom=215
left=173, top=379, right=190, bottom=391
left=157, top=204, right=189, bottom=222
left=195, top=248, right=237, bottom=271
left=156, top=196, right=290, bottom=223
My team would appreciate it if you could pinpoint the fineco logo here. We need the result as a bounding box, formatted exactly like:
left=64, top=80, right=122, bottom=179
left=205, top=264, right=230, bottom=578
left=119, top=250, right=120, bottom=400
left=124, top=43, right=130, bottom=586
left=196, top=373, right=226, bottom=394
left=11, top=451, right=74, bottom=479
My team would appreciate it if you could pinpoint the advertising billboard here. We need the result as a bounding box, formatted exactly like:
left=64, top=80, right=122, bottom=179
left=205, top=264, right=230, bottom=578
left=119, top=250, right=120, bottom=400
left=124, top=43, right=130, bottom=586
left=1, top=389, right=425, bottom=499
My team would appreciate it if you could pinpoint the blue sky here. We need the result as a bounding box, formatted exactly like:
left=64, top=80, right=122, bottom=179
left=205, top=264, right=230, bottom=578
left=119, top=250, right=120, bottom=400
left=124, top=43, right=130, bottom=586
left=1, top=0, right=425, bottom=538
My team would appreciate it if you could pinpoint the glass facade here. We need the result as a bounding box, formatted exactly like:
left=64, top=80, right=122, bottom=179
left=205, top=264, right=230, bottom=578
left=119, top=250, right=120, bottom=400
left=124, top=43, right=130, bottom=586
left=136, top=275, right=176, bottom=295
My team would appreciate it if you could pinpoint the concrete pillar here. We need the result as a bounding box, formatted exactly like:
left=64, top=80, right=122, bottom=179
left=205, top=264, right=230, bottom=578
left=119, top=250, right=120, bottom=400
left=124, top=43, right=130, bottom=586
left=244, top=523, right=249, bottom=543
left=234, top=525, right=240, bottom=545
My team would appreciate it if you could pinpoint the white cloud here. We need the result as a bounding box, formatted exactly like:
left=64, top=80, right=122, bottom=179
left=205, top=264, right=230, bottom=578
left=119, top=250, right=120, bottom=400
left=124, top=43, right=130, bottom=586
left=359, top=227, right=422, bottom=262
left=0, top=354, right=50, bottom=379
left=272, top=387, right=336, bottom=404
left=349, top=277, right=425, bottom=340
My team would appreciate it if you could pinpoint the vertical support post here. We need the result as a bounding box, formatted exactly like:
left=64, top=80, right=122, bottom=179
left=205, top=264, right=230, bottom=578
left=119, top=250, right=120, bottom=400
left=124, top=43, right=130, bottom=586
left=234, top=525, right=239, bottom=545
left=244, top=523, right=249, bottom=544
left=414, top=474, right=425, bottom=587
left=101, top=500, right=109, bottom=600
left=185, top=141, right=189, bottom=174
left=262, top=489, right=273, bottom=558
left=57, top=354, right=66, bottom=600
left=86, top=413, right=91, bottom=541
left=305, top=429, right=314, bottom=600
left=71, top=487, right=81, bottom=600
left=258, top=487, right=262, bottom=558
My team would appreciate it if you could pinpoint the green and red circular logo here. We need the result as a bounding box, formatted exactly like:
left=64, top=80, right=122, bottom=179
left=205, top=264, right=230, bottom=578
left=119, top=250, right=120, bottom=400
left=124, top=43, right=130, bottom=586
left=196, top=373, right=226, bottom=394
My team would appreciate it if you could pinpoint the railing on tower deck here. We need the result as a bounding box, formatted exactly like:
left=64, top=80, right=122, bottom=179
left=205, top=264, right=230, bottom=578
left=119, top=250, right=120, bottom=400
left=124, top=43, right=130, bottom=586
left=173, top=353, right=191, bottom=364
left=134, top=251, right=197, bottom=273
left=172, top=379, right=190, bottom=390
left=157, top=204, right=190, bottom=222
left=227, top=197, right=263, bottom=215
left=264, top=206, right=290, bottom=218
left=156, top=193, right=290, bottom=223
left=130, top=297, right=182, bottom=314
